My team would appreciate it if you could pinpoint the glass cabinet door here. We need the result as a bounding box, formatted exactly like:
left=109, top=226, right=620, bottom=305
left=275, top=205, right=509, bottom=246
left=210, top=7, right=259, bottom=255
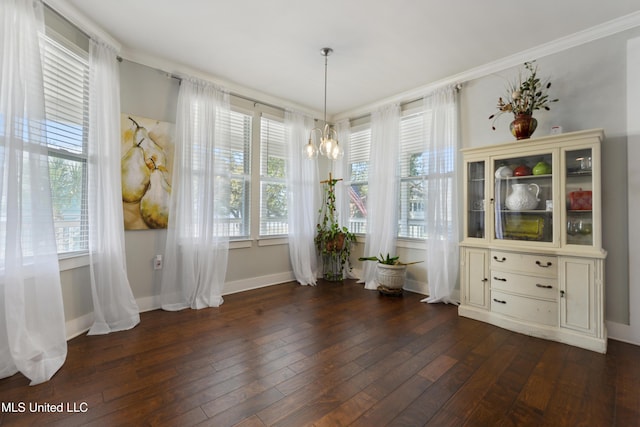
left=493, top=153, right=553, bottom=243
left=565, top=148, right=593, bottom=246
left=467, top=161, right=485, bottom=239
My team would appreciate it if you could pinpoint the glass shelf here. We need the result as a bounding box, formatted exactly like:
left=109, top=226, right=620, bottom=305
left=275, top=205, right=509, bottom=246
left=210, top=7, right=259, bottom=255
left=498, top=210, right=552, bottom=214
left=467, top=160, right=486, bottom=239
left=496, top=174, right=552, bottom=181
left=566, top=148, right=593, bottom=246
left=568, top=171, right=592, bottom=177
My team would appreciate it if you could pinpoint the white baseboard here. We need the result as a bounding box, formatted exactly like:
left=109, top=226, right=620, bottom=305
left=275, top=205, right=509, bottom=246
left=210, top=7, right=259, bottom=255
left=65, top=312, right=93, bottom=341
left=222, top=271, right=296, bottom=295
left=137, top=295, right=162, bottom=313
left=607, top=320, right=640, bottom=346
left=404, top=279, right=428, bottom=296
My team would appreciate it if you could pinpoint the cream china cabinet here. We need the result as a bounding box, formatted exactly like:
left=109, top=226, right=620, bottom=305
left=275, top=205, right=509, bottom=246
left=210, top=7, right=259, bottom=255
left=458, top=129, right=607, bottom=353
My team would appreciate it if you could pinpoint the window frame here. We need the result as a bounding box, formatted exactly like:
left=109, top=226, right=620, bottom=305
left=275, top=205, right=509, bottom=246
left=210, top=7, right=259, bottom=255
left=398, top=110, right=428, bottom=240
left=228, top=107, right=253, bottom=240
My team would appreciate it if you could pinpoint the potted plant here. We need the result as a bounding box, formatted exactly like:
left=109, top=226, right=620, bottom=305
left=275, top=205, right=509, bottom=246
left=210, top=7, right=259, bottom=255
left=489, top=60, right=558, bottom=140
left=359, top=253, right=422, bottom=293
left=315, top=174, right=356, bottom=281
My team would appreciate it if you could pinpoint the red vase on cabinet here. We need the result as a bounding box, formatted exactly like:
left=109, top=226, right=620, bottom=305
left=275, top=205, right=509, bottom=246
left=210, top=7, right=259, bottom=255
left=510, top=114, right=538, bottom=140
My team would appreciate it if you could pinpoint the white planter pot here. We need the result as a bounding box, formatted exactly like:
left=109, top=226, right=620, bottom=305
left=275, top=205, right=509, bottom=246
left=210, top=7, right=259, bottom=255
left=376, top=263, right=407, bottom=290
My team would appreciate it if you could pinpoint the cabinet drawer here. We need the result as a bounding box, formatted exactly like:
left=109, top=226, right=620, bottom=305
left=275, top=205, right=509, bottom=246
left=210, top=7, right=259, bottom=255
left=491, top=271, right=557, bottom=300
left=491, top=251, right=557, bottom=276
left=491, top=290, right=558, bottom=326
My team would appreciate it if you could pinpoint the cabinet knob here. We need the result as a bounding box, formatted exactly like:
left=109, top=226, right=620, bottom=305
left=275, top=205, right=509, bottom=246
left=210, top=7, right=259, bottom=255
left=493, top=256, right=506, bottom=262
left=536, top=261, right=553, bottom=268
left=535, top=284, right=553, bottom=289
left=560, top=290, right=565, bottom=298
left=481, top=278, right=488, bottom=282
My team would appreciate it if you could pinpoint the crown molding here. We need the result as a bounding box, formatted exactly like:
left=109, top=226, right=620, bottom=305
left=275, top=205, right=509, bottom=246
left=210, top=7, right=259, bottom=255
left=120, top=47, right=324, bottom=120
left=332, top=10, right=640, bottom=122
left=43, top=0, right=121, bottom=50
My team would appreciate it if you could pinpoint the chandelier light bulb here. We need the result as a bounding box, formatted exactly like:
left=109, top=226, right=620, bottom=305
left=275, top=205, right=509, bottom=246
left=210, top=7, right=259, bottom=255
left=330, top=143, right=344, bottom=160
left=304, top=139, right=318, bottom=158
left=318, top=139, right=328, bottom=156
left=323, top=137, right=336, bottom=157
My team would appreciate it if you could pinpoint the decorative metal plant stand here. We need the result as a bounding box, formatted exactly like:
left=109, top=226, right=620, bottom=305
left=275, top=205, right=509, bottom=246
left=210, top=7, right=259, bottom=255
left=322, top=251, right=346, bottom=281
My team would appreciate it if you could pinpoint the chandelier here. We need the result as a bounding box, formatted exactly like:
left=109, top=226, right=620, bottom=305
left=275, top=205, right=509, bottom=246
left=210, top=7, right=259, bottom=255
left=304, top=47, right=343, bottom=160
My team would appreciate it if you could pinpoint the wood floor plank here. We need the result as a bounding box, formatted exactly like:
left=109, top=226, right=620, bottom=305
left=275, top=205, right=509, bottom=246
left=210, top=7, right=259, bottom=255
left=310, top=391, right=377, bottom=427
left=418, top=354, right=458, bottom=382
left=1, top=280, right=638, bottom=426
left=256, top=362, right=364, bottom=425
left=429, top=340, right=519, bottom=425
left=351, top=375, right=433, bottom=427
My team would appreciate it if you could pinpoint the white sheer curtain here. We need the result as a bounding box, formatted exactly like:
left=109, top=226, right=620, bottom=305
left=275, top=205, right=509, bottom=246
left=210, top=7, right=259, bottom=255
left=360, top=104, right=401, bottom=290
left=286, top=110, right=318, bottom=285
left=161, top=78, right=231, bottom=310
left=87, top=38, right=140, bottom=334
left=0, top=0, right=67, bottom=384
left=332, top=119, right=354, bottom=277
left=421, top=87, right=460, bottom=304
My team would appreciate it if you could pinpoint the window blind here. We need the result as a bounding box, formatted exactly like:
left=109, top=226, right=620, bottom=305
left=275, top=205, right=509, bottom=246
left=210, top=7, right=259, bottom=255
left=259, top=116, right=287, bottom=236
left=347, top=126, right=371, bottom=234
left=42, top=32, right=90, bottom=254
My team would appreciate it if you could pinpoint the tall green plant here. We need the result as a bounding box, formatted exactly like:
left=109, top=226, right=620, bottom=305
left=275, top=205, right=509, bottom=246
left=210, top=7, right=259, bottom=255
left=315, top=174, right=356, bottom=280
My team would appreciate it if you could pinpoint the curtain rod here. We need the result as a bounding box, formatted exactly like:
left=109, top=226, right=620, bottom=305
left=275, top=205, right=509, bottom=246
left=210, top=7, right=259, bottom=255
left=164, top=73, right=290, bottom=114
left=346, top=84, right=462, bottom=123
left=345, top=96, right=423, bottom=123
left=133, top=63, right=463, bottom=123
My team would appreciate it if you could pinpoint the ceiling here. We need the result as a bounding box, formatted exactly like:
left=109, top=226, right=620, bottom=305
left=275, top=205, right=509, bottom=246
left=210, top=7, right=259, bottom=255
left=60, top=0, right=640, bottom=117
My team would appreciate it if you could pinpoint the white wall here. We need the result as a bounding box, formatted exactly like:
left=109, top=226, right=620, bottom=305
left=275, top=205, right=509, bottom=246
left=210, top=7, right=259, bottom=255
left=615, top=35, right=640, bottom=344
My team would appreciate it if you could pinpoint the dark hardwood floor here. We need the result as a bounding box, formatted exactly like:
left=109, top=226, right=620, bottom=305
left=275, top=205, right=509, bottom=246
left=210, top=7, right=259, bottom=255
left=1, top=279, right=639, bottom=426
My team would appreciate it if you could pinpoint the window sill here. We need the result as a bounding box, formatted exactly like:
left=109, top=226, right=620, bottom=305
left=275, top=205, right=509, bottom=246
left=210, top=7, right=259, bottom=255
left=396, top=239, right=426, bottom=250
left=258, top=236, right=288, bottom=247
left=353, top=235, right=425, bottom=249
left=59, top=252, right=90, bottom=271
left=230, top=239, right=252, bottom=249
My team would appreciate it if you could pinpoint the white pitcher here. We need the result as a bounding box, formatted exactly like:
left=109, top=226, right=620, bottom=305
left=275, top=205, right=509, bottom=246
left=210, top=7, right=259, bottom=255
left=505, top=183, right=540, bottom=210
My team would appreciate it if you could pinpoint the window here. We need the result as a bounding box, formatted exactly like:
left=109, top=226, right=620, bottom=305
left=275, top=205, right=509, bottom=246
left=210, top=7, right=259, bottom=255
left=347, top=126, right=371, bottom=234
left=397, top=109, right=455, bottom=239
left=259, top=116, right=287, bottom=236
left=229, top=109, right=252, bottom=238
left=42, top=31, right=90, bottom=255
left=340, top=109, right=455, bottom=240
left=398, top=112, right=427, bottom=238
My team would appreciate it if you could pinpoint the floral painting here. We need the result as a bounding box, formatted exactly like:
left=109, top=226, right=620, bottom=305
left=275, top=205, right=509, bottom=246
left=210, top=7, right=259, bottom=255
left=121, top=114, right=174, bottom=230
